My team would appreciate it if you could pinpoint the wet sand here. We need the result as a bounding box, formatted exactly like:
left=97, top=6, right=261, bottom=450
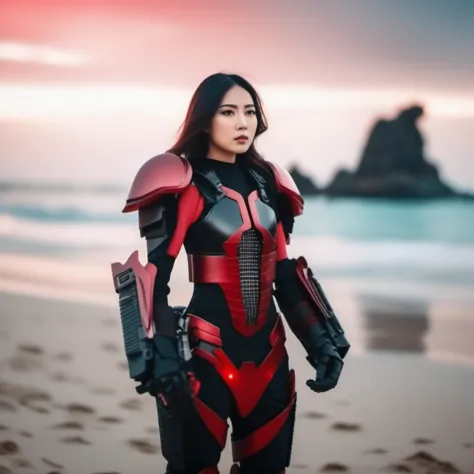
left=0, top=290, right=473, bottom=474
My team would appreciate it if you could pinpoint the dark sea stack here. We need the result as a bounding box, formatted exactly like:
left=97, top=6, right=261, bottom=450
left=324, top=104, right=471, bottom=199
left=288, top=163, right=320, bottom=195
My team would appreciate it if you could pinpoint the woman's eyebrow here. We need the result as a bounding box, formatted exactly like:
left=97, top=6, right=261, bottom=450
left=218, top=104, right=255, bottom=109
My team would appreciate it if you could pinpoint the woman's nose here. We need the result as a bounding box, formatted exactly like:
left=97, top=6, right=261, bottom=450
left=236, top=114, right=248, bottom=129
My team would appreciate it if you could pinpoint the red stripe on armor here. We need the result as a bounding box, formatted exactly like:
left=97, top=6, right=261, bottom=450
left=275, top=221, right=289, bottom=260
left=167, top=185, right=204, bottom=258
left=188, top=253, right=276, bottom=286
left=232, top=369, right=296, bottom=462
left=193, top=316, right=287, bottom=418
left=188, top=314, right=223, bottom=348
left=199, top=467, right=220, bottom=474
left=247, top=190, right=275, bottom=254
left=220, top=187, right=250, bottom=258
left=188, top=254, right=238, bottom=284
left=194, top=397, right=228, bottom=449
left=295, top=257, right=327, bottom=324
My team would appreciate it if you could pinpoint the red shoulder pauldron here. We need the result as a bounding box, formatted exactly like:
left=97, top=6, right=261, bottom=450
left=266, top=161, right=304, bottom=217
left=122, top=152, right=192, bottom=213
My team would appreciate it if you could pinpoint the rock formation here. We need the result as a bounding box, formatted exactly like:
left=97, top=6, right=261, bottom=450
left=324, top=104, right=465, bottom=198
left=288, top=163, right=319, bottom=195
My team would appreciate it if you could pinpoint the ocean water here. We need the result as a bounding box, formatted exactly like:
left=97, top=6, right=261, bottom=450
left=0, top=182, right=473, bottom=288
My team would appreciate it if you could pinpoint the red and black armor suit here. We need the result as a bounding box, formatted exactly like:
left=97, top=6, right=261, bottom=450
left=112, top=153, right=349, bottom=474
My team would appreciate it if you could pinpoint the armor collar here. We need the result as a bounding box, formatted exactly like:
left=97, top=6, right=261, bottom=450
left=192, top=157, right=271, bottom=205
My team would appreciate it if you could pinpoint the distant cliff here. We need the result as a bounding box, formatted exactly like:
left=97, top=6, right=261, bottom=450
left=289, top=104, right=473, bottom=199
left=287, top=164, right=320, bottom=195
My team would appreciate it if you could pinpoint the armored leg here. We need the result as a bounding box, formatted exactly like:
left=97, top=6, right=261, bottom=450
left=230, top=358, right=296, bottom=474
left=159, top=355, right=233, bottom=474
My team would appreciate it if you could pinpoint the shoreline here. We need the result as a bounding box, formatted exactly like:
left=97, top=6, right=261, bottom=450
left=2, top=249, right=474, bottom=369
left=0, top=290, right=473, bottom=474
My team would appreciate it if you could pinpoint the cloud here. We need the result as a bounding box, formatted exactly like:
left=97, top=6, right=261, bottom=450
left=0, top=41, right=91, bottom=67
left=1, top=83, right=473, bottom=121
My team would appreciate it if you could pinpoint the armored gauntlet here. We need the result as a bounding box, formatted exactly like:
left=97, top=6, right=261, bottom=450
left=274, top=257, right=350, bottom=392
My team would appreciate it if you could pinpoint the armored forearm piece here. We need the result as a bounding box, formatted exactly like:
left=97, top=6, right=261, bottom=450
left=275, top=256, right=350, bottom=359
left=111, top=250, right=157, bottom=384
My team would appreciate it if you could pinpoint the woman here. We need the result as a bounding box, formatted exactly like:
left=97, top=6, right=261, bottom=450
left=111, top=73, right=349, bottom=474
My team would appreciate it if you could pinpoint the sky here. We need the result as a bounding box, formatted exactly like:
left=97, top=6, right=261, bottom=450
left=1, top=0, right=474, bottom=189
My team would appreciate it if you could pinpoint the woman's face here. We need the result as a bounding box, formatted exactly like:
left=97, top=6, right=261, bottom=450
left=207, top=85, right=258, bottom=160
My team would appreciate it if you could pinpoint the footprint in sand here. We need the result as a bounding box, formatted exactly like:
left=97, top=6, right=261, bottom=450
left=301, top=410, right=328, bottom=419
left=28, top=405, right=50, bottom=414
left=18, top=431, right=33, bottom=438
left=7, top=355, right=42, bottom=372
left=90, top=387, right=117, bottom=396
left=320, top=462, right=349, bottom=472
left=397, top=450, right=461, bottom=473
left=463, top=442, right=473, bottom=448
left=365, top=448, right=389, bottom=455
left=42, top=457, right=64, bottom=469
left=119, top=398, right=142, bottom=411
left=93, top=472, right=121, bottom=474
left=0, top=426, right=7, bottom=432
left=17, top=343, right=44, bottom=355
left=0, top=465, right=14, bottom=474
left=330, top=422, right=362, bottom=432
left=117, top=361, right=128, bottom=371
left=126, top=438, right=160, bottom=454
left=59, top=435, right=91, bottom=445
left=55, top=352, right=73, bottom=362
left=18, top=389, right=52, bottom=414
left=386, top=462, right=412, bottom=472
left=101, top=341, right=121, bottom=353
left=50, top=421, right=84, bottom=430
left=412, top=437, right=434, bottom=445
left=1, top=382, right=51, bottom=408
left=93, top=472, right=122, bottom=474
left=11, top=458, right=32, bottom=468
left=0, top=440, right=19, bottom=455
left=0, top=401, right=17, bottom=412
left=63, top=402, right=96, bottom=414
left=50, top=372, right=71, bottom=382
left=98, top=416, right=123, bottom=424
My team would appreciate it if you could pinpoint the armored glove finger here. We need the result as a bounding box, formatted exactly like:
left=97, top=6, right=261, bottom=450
left=306, top=343, right=344, bottom=393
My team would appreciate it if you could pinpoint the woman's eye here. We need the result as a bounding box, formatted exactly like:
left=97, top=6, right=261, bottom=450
left=221, top=109, right=256, bottom=116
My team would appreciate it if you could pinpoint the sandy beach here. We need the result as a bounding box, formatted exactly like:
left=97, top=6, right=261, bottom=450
left=1, top=280, right=473, bottom=474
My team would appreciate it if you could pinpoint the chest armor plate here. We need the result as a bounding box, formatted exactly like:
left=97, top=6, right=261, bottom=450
left=185, top=185, right=278, bottom=337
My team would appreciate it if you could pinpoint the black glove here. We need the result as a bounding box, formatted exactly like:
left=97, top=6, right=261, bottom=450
left=139, top=333, right=197, bottom=419
left=304, top=324, right=344, bottom=393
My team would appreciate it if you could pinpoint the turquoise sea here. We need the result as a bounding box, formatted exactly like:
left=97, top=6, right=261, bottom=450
left=0, top=182, right=473, bottom=290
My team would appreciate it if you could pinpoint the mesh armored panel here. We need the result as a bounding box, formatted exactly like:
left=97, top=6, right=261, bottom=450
left=238, top=229, right=262, bottom=325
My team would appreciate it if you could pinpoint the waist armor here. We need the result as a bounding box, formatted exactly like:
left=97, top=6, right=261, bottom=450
left=185, top=170, right=278, bottom=337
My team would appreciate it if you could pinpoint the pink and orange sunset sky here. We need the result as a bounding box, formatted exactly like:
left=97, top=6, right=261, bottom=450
left=1, top=0, right=474, bottom=189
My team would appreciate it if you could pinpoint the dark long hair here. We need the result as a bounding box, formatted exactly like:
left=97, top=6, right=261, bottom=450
left=167, top=72, right=271, bottom=174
